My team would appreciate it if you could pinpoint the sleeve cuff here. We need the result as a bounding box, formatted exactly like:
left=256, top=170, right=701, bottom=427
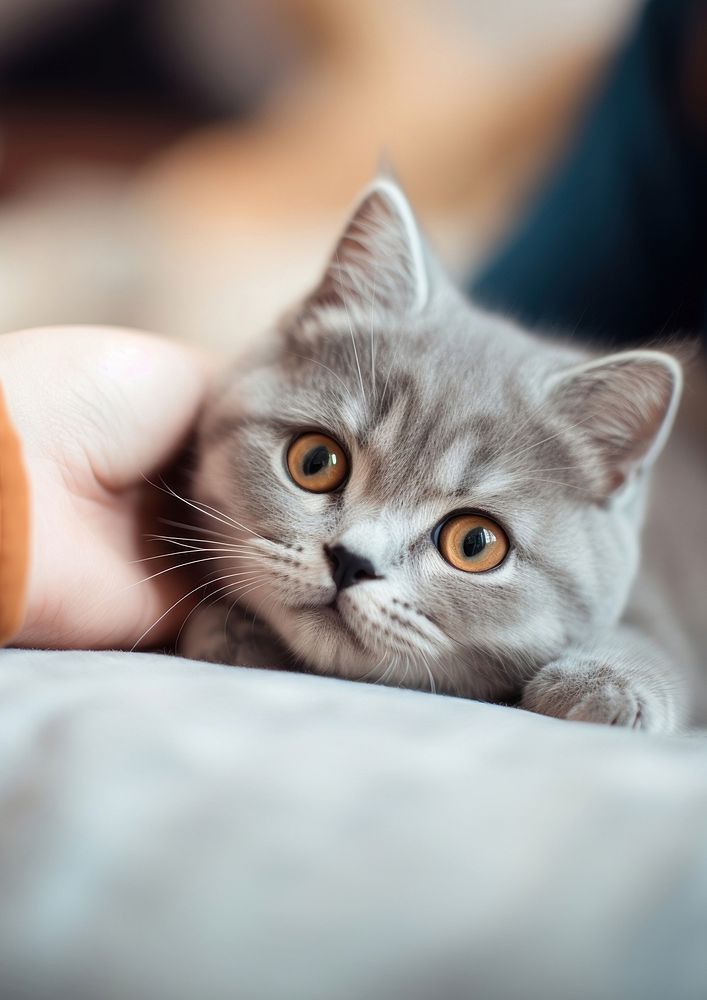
left=0, top=385, right=30, bottom=646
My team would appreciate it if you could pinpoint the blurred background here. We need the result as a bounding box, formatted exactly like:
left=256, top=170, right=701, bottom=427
left=0, top=0, right=644, bottom=352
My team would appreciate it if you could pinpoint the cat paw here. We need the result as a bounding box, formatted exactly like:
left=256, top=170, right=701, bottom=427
left=521, top=663, right=648, bottom=729
left=564, top=685, right=644, bottom=728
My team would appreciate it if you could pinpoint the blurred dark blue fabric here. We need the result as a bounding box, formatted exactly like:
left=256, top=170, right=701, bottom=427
left=470, top=0, right=707, bottom=347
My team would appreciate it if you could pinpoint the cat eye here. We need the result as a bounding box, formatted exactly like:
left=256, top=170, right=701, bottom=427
left=436, top=513, right=509, bottom=573
left=287, top=432, right=349, bottom=493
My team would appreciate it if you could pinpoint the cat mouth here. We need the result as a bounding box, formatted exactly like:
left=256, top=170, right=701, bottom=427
left=313, top=600, right=367, bottom=649
left=318, top=600, right=352, bottom=628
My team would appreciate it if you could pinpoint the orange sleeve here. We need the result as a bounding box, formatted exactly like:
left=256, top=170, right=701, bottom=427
left=0, top=386, right=30, bottom=646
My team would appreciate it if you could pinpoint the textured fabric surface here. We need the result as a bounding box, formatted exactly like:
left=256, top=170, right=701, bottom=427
left=0, top=649, right=706, bottom=1000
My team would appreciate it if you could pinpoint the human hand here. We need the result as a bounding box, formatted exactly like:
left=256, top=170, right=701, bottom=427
left=0, top=326, right=212, bottom=650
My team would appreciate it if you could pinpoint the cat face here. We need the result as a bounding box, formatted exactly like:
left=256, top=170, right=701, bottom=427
left=191, top=180, right=681, bottom=700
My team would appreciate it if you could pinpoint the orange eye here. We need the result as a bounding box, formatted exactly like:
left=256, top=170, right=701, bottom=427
left=287, top=433, right=349, bottom=493
left=437, top=513, right=509, bottom=573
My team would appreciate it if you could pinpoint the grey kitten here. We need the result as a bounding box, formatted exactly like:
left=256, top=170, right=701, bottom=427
left=179, top=178, right=695, bottom=732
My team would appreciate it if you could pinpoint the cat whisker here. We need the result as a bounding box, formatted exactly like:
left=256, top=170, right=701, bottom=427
left=369, top=264, right=378, bottom=405
left=400, top=653, right=412, bottom=690
left=377, top=652, right=402, bottom=687
left=223, top=579, right=272, bottom=616
left=245, top=583, right=281, bottom=628
left=158, top=517, right=237, bottom=541
left=497, top=393, right=562, bottom=454
left=224, top=576, right=272, bottom=627
left=336, top=249, right=367, bottom=404
left=503, top=475, right=593, bottom=494
left=497, top=374, right=596, bottom=458
left=147, top=475, right=271, bottom=542
left=357, top=651, right=388, bottom=683
left=501, top=414, right=594, bottom=465
left=526, top=465, right=582, bottom=474
left=287, top=351, right=357, bottom=403
left=213, top=575, right=271, bottom=604
left=130, top=577, right=222, bottom=652
left=124, top=553, right=245, bottom=593
left=420, top=649, right=436, bottom=695
left=147, top=535, right=261, bottom=556
left=378, top=334, right=407, bottom=415
left=203, top=566, right=266, bottom=582
left=433, top=657, right=455, bottom=692
left=130, top=545, right=247, bottom=565
left=143, top=475, right=241, bottom=533
left=175, top=571, right=270, bottom=648
left=147, top=533, right=247, bottom=547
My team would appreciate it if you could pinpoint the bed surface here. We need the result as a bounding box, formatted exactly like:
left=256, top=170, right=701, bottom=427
left=1, top=649, right=706, bottom=1000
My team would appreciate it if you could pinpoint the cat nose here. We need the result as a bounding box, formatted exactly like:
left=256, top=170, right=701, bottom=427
left=325, top=544, right=378, bottom=591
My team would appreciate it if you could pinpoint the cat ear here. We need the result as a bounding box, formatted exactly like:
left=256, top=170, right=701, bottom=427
left=305, top=177, right=429, bottom=317
left=551, top=350, right=682, bottom=496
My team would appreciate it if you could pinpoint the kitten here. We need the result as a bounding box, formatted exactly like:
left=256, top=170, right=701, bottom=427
left=179, top=177, right=694, bottom=732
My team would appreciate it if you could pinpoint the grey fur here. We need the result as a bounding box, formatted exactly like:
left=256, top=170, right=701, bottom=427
left=179, top=179, right=698, bottom=732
